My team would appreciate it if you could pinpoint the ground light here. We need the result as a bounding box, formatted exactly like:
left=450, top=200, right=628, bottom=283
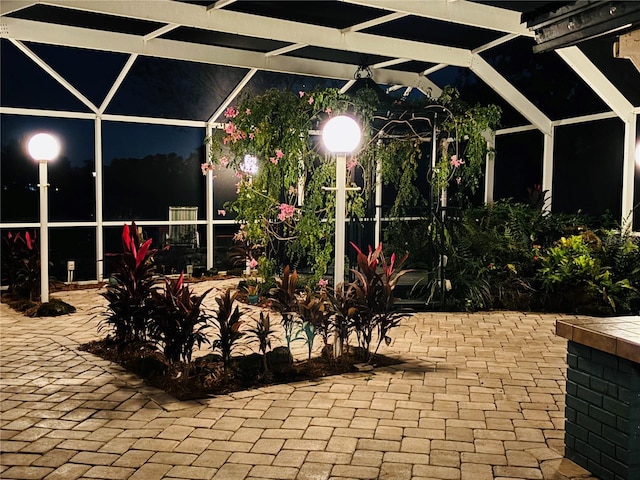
left=322, top=115, right=361, bottom=357
left=27, top=132, right=60, bottom=303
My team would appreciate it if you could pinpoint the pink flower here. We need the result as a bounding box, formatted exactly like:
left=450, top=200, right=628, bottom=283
left=325, top=107, right=332, bottom=114
left=456, top=177, right=461, bottom=185
left=201, top=163, right=216, bottom=176
left=248, top=258, right=258, bottom=269
left=318, top=279, right=328, bottom=288
left=225, top=122, right=236, bottom=134
left=270, top=157, right=278, bottom=165
left=308, top=97, right=314, bottom=105
left=235, top=171, right=243, bottom=179
left=224, top=106, right=238, bottom=118
left=347, top=159, right=358, bottom=171
left=275, top=149, right=284, bottom=159
left=450, top=155, right=464, bottom=168
left=217, top=209, right=226, bottom=217
left=277, top=203, right=296, bottom=221
left=249, top=133, right=255, bottom=140
left=219, top=156, right=229, bottom=167
left=299, top=91, right=305, bottom=98
left=245, top=108, right=251, bottom=115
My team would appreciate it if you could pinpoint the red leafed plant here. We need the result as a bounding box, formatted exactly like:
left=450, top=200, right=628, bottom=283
left=349, top=242, right=411, bottom=362
left=1, top=231, right=42, bottom=301
left=148, top=273, right=212, bottom=368
left=99, top=222, right=165, bottom=345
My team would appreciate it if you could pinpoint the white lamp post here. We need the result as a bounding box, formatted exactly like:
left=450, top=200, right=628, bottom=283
left=28, top=133, right=60, bottom=303
left=322, top=115, right=362, bottom=288
left=322, top=115, right=361, bottom=358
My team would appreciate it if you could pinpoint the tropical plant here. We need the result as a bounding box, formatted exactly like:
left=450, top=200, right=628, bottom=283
left=348, top=242, right=411, bottom=362
left=148, top=273, right=212, bottom=368
left=99, top=222, right=163, bottom=344
left=269, top=265, right=300, bottom=351
left=246, top=312, right=276, bottom=374
left=1, top=231, right=41, bottom=301
left=296, top=286, right=332, bottom=360
left=327, top=283, right=357, bottom=358
left=210, top=288, right=245, bottom=372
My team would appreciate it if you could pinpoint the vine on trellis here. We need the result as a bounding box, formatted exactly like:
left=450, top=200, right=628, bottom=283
left=205, top=85, right=500, bottom=278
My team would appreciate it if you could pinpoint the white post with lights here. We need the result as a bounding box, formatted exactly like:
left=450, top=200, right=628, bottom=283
left=28, top=133, right=60, bottom=303
left=322, top=116, right=362, bottom=290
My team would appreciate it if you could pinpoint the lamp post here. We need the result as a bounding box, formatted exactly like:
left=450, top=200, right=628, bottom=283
left=28, top=133, right=60, bottom=303
left=322, top=116, right=361, bottom=287
left=322, top=116, right=361, bottom=358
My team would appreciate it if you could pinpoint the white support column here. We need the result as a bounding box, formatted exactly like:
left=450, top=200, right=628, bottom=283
left=38, top=160, right=50, bottom=302
left=621, top=116, right=637, bottom=232
left=374, top=156, right=382, bottom=246
left=95, top=116, right=104, bottom=281
left=335, top=153, right=346, bottom=288
left=205, top=125, right=215, bottom=270
left=542, top=129, right=555, bottom=214
left=483, top=129, right=495, bottom=204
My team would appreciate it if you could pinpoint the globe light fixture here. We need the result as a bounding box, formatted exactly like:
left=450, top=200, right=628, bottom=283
left=28, top=132, right=60, bottom=303
left=240, top=154, right=259, bottom=175
left=322, top=115, right=362, bottom=154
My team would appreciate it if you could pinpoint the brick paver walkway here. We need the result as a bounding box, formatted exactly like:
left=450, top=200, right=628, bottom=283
left=1, top=281, right=599, bottom=479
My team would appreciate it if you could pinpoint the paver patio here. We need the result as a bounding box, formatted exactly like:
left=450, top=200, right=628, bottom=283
left=1, top=281, right=599, bottom=479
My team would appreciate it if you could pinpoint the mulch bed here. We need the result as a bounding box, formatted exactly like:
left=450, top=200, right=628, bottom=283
left=80, top=339, right=399, bottom=401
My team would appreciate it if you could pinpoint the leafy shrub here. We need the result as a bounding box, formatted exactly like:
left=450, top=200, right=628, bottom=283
left=537, top=233, right=637, bottom=314
left=247, top=312, right=275, bottom=373
left=270, top=266, right=300, bottom=351
left=99, top=222, right=163, bottom=344
left=148, top=273, right=212, bottom=366
left=210, top=289, right=245, bottom=372
left=2, top=231, right=42, bottom=301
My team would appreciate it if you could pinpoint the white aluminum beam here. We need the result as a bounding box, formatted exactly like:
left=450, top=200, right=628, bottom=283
left=144, top=23, right=179, bottom=42
left=208, top=0, right=237, bottom=10
left=482, top=130, right=495, bottom=203
left=0, top=106, right=95, bottom=119
left=0, top=1, right=35, bottom=16
left=495, top=124, right=538, bottom=136
left=95, top=117, right=104, bottom=281
left=556, top=46, right=635, bottom=124
left=552, top=111, right=618, bottom=127
left=99, top=53, right=138, bottom=114
left=341, top=12, right=407, bottom=34
left=542, top=131, right=554, bottom=213
left=470, top=54, right=553, bottom=136
left=341, top=0, right=533, bottom=37
left=208, top=68, right=258, bottom=123
left=38, top=0, right=473, bottom=67
left=472, top=33, right=518, bottom=54
left=265, top=43, right=307, bottom=57
left=621, top=116, right=637, bottom=231
left=4, top=18, right=438, bottom=93
left=9, top=38, right=98, bottom=113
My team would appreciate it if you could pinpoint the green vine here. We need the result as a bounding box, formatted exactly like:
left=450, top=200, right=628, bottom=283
left=205, top=85, right=500, bottom=278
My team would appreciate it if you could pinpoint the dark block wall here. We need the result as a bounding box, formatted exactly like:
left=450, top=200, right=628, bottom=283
left=565, top=341, right=640, bottom=480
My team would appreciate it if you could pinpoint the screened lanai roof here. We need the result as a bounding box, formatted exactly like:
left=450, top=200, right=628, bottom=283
left=1, top=0, right=640, bottom=227
left=2, top=0, right=639, bottom=122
